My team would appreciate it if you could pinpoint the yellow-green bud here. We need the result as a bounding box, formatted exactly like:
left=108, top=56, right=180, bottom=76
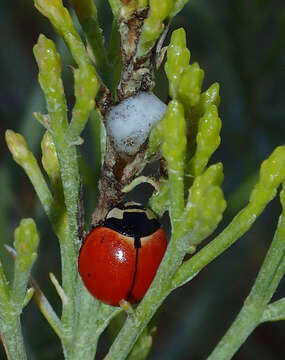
left=35, top=0, right=95, bottom=68
left=250, top=146, right=285, bottom=205
left=14, top=219, right=39, bottom=271
left=165, top=28, right=190, bottom=99
left=5, top=130, right=31, bottom=167
left=161, top=100, right=186, bottom=170
left=193, top=83, right=220, bottom=118
left=41, top=131, right=60, bottom=184
left=178, top=63, right=204, bottom=108
left=34, top=0, right=74, bottom=38
left=143, top=17, right=164, bottom=43
left=187, top=105, right=221, bottom=177
left=74, top=65, right=98, bottom=108
left=138, top=0, right=174, bottom=56
left=33, top=35, right=66, bottom=118
left=181, top=163, right=226, bottom=243
left=150, top=0, right=174, bottom=19
left=64, top=63, right=99, bottom=144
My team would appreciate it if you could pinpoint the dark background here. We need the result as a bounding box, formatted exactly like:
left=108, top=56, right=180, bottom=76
left=1, top=0, right=285, bottom=359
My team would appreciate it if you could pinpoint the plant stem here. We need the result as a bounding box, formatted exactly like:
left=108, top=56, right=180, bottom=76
left=1, top=316, right=27, bottom=360
left=172, top=202, right=271, bottom=289
left=52, top=138, right=79, bottom=351
left=70, top=282, right=120, bottom=359
left=69, top=282, right=101, bottom=358
left=172, top=146, right=285, bottom=289
left=168, top=168, right=185, bottom=234
left=261, top=298, right=285, bottom=322
left=68, top=0, right=110, bottom=78
left=0, top=261, right=9, bottom=310
left=11, top=262, right=32, bottom=311
left=207, top=199, right=285, bottom=359
left=208, top=304, right=261, bottom=360
left=35, top=34, right=79, bottom=349
left=108, top=0, right=122, bottom=17
left=30, top=277, right=62, bottom=338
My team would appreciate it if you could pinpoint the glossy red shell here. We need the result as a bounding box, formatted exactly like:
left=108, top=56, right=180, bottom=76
left=78, top=226, right=167, bottom=306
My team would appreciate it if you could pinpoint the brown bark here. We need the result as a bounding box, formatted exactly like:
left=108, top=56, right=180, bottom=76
left=91, top=8, right=164, bottom=225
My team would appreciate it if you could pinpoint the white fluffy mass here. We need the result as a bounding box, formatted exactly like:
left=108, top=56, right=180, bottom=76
left=106, top=92, right=167, bottom=155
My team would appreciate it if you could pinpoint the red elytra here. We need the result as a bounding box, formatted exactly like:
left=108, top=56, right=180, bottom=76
left=78, top=203, right=167, bottom=306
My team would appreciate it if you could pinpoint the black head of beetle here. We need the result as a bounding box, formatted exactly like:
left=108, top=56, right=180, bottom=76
left=102, top=202, right=160, bottom=239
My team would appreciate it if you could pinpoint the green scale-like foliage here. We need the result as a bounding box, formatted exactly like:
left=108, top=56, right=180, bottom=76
left=149, top=28, right=225, bottom=247
left=2, top=1, right=285, bottom=360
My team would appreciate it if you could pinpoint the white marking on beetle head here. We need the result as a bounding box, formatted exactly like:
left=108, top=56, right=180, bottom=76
left=124, top=201, right=141, bottom=207
left=106, top=207, right=124, bottom=220
left=106, top=202, right=156, bottom=221
left=145, top=208, right=156, bottom=220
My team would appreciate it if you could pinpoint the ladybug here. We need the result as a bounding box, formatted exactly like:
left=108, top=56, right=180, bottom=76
left=78, top=202, right=167, bottom=306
